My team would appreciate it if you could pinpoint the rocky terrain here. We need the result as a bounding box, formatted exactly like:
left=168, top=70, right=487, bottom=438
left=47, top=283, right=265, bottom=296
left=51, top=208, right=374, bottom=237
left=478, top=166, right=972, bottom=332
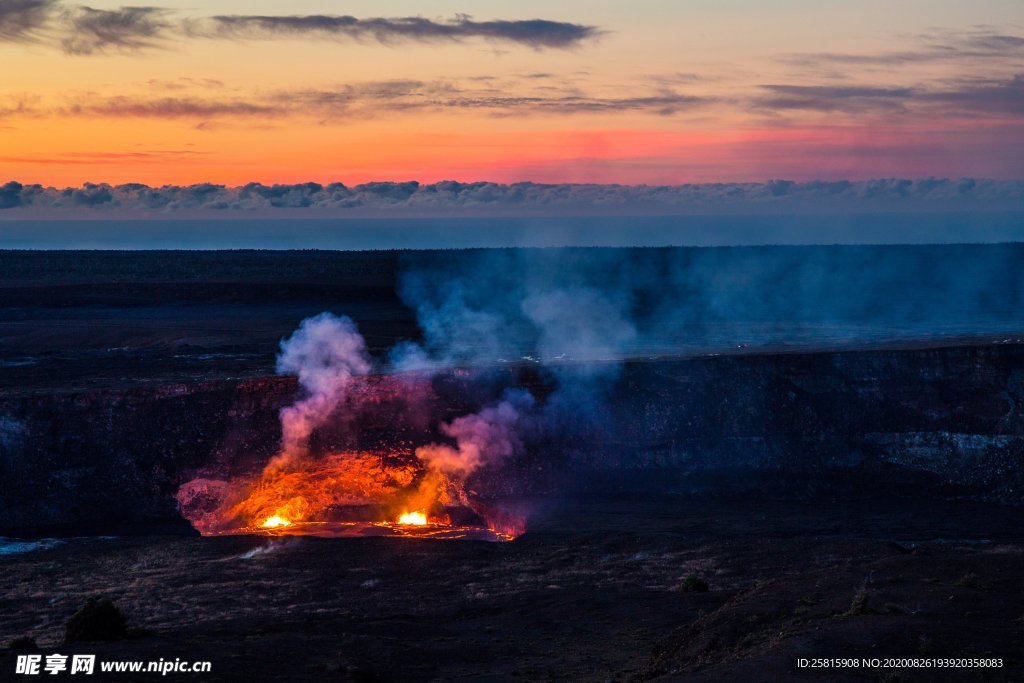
left=2, top=248, right=1023, bottom=681
left=2, top=498, right=1023, bottom=682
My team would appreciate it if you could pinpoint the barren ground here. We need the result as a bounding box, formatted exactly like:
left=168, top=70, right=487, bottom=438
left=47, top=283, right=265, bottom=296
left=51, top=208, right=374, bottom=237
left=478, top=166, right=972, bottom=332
left=2, top=497, right=1022, bottom=682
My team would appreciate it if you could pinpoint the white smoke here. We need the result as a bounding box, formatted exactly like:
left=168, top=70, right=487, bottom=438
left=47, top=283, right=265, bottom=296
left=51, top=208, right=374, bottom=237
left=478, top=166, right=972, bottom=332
left=272, top=312, right=372, bottom=468
left=521, top=286, right=637, bottom=364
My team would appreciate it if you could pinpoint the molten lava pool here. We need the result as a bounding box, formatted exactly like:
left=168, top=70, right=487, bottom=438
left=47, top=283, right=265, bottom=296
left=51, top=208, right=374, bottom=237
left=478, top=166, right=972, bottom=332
left=238, top=509, right=521, bottom=541
left=210, top=519, right=517, bottom=542
left=177, top=451, right=527, bottom=543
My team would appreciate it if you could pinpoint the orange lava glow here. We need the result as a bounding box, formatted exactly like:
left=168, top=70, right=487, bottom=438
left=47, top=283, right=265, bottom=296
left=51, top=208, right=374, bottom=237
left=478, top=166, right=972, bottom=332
left=177, top=449, right=526, bottom=542
left=261, top=515, right=292, bottom=529
left=397, top=511, right=428, bottom=525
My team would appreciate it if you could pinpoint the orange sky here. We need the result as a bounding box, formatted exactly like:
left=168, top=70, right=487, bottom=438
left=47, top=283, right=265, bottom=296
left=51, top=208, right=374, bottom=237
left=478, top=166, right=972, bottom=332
left=1, top=0, right=1022, bottom=185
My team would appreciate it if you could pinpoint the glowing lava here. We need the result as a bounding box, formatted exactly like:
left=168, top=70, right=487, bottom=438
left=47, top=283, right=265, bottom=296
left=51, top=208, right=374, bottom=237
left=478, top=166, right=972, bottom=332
left=172, top=319, right=535, bottom=543
left=176, top=450, right=527, bottom=542
left=397, top=511, right=428, bottom=525
left=261, top=515, right=291, bottom=529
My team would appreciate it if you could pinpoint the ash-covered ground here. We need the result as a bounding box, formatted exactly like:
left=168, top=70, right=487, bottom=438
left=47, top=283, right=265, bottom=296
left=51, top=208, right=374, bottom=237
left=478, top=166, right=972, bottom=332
left=2, top=248, right=1024, bottom=681
left=3, top=498, right=1023, bottom=682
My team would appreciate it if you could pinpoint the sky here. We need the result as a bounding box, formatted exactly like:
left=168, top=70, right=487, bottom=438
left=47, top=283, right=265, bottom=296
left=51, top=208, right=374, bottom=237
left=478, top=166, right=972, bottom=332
left=1, top=0, right=1023, bottom=186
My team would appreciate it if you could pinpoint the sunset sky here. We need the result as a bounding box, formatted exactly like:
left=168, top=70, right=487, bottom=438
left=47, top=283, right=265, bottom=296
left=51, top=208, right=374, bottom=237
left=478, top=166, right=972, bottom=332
left=1, top=0, right=1023, bottom=186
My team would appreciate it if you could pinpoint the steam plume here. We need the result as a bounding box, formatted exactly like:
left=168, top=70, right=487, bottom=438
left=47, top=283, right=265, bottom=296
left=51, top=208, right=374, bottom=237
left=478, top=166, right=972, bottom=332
left=272, top=312, right=371, bottom=469
left=415, top=389, right=535, bottom=477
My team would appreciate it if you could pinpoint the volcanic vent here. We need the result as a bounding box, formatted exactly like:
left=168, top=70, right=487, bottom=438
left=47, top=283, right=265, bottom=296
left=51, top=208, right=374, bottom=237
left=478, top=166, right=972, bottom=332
left=176, top=314, right=530, bottom=542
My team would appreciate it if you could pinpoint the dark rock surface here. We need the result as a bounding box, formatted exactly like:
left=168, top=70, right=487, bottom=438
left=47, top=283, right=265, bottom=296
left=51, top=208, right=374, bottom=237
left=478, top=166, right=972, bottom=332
left=2, top=498, right=1021, bottom=682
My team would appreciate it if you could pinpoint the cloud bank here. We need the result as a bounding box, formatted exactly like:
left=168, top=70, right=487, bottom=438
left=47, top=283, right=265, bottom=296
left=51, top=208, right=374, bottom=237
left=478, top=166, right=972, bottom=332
left=59, top=5, right=174, bottom=55
left=0, top=178, right=1021, bottom=215
left=4, top=71, right=1017, bottom=123
left=755, top=78, right=1024, bottom=116
left=0, top=0, right=56, bottom=41
left=0, top=2, right=598, bottom=54
left=779, top=28, right=1024, bottom=68
left=192, top=15, right=599, bottom=49
left=0, top=79, right=710, bottom=121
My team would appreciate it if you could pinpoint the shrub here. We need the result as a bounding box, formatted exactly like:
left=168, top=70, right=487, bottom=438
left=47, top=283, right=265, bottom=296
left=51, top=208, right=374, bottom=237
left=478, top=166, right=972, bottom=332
left=677, top=575, right=710, bottom=592
left=64, top=598, right=128, bottom=643
left=841, top=582, right=876, bottom=617
left=8, top=636, right=37, bottom=650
